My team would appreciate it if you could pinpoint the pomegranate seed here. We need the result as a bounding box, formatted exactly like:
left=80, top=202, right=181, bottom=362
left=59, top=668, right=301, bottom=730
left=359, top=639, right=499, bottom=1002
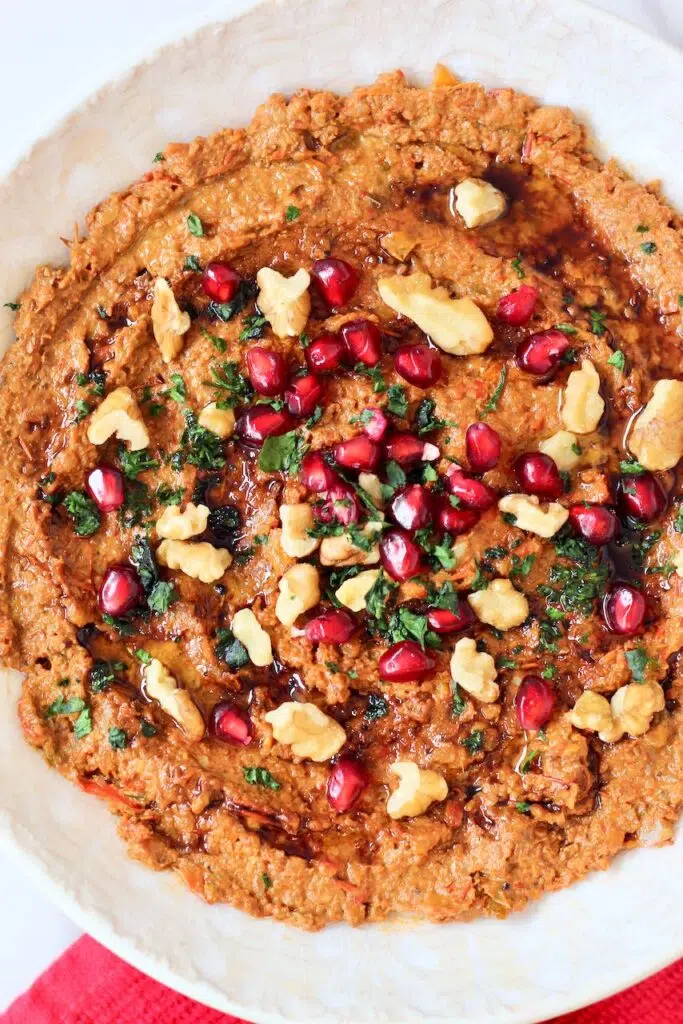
left=210, top=701, right=252, bottom=746
left=568, top=504, right=618, bottom=545
left=619, top=472, right=666, bottom=522
left=361, top=407, right=389, bottom=442
left=385, top=432, right=425, bottom=467
left=379, top=640, right=435, bottom=683
left=391, top=484, right=433, bottom=531
left=516, top=329, right=571, bottom=377
left=202, top=261, right=241, bottom=303
left=300, top=452, right=339, bottom=493
left=305, top=333, right=345, bottom=374
left=98, top=565, right=143, bottom=617
left=515, top=675, right=555, bottom=731
left=465, top=423, right=501, bottom=473
left=314, top=483, right=362, bottom=525
left=436, top=497, right=480, bottom=535
left=445, top=466, right=497, bottom=510
left=393, top=344, right=442, bottom=388
left=327, top=757, right=367, bottom=813
left=246, top=347, right=287, bottom=396
left=305, top=608, right=356, bottom=645
left=285, top=374, right=323, bottom=417
left=497, top=285, right=539, bottom=326
left=236, top=405, right=294, bottom=444
left=515, top=452, right=563, bottom=500
left=380, top=528, right=423, bottom=581
left=86, top=465, right=125, bottom=513
left=334, top=434, right=382, bottom=472
left=602, top=584, right=646, bottom=635
left=311, top=258, right=358, bottom=307
left=341, top=319, right=382, bottom=366
left=426, top=604, right=475, bottom=634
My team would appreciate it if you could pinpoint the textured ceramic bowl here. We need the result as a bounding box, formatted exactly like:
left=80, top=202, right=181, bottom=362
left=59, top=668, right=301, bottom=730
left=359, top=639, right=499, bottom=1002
left=1, top=1, right=682, bottom=1020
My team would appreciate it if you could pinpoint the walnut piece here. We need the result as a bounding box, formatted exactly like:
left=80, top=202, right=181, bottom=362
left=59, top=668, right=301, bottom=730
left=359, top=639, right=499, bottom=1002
left=319, top=522, right=382, bottom=566
left=279, top=504, right=320, bottom=559
left=498, top=493, right=568, bottom=538
left=275, top=563, right=321, bottom=627
left=264, top=701, right=346, bottom=761
left=561, top=359, right=605, bottom=434
left=231, top=607, right=273, bottom=666
left=452, top=178, right=507, bottom=229
left=256, top=267, right=311, bottom=338
left=539, top=430, right=581, bottom=471
left=377, top=272, right=494, bottom=356
left=157, top=539, right=231, bottom=583
left=156, top=502, right=209, bottom=541
left=86, top=386, right=149, bottom=451
left=629, top=379, right=683, bottom=471
left=143, top=657, right=204, bottom=741
left=386, top=761, right=448, bottom=819
left=151, top=278, right=191, bottom=363
left=379, top=230, right=418, bottom=261
left=567, top=681, right=665, bottom=743
left=335, top=569, right=379, bottom=612
left=468, top=577, right=529, bottom=631
left=450, top=637, right=499, bottom=703
left=198, top=402, right=235, bottom=439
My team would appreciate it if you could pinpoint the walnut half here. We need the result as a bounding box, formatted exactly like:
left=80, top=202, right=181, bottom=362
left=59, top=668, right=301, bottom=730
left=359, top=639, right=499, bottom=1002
left=264, top=701, right=346, bottom=762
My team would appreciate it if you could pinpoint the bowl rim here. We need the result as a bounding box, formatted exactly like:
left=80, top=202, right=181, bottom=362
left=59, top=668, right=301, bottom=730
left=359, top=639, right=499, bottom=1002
left=1, top=1, right=682, bottom=1020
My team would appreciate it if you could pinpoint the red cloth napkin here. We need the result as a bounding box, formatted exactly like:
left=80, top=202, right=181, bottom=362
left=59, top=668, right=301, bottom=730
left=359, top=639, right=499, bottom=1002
left=3, top=934, right=681, bottom=1024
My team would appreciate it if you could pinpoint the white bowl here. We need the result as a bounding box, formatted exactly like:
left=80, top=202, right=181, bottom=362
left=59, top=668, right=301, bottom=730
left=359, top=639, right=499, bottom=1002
left=1, top=1, right=682, bottom=1020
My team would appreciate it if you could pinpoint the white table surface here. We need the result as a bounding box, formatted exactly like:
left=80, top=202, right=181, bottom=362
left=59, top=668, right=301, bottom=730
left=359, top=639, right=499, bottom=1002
left=1, top=0, right=682, bottom=1012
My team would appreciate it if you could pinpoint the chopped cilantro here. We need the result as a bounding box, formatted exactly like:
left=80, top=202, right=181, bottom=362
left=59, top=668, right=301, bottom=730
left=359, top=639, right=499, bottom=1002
left=354, top=362, right=387, bottom=393
left=541, top=664, right=556, bottom=680
left=365, top=570, right=398, bottom=621
left=470, top=561, right=489, bottom=592
left=587, top=308, right=607, bottom=336
left=118, top=445, right=160, bottom=480
left=640, top=241, right=657, bottom=255
left=177, top=410, right=226, bottom=470
left=4, top=301, right=20, bottom=311
left=184, top=255, right=202, bottom=272
left=554, top=323, right=577, bottom=335
left=187, top=212, right=204, bottom=237
left=452, top=684, right=466, bottom=716
left=135, top=649, right=152, bottom=665
left=89, top=659, right=125, bottom=693
left=511, top=253, right=525, bottom=279
left=243, top=766, right=281, bottom=790
left=108, top=727, right=128, bottom=750
left=163, top=373, right=186, bottom=403
left=206, top=280, right=257, bottom=323
left=515, top=801, right=531, bottom=814
left=636, top=224, right=650, bottom=233
left=130, top=535, right=159, bottom=592
left=147, top=581, right=177, bottom=614
left=365, top=693, right=389, bottom=721
left=306, top=405, right=324, bottom=428
left=285, top=204, right=301, bottom=222
left=519, top=749, right=539, bottom=774
left=45, top=696, right=86, bottom=718
left=262, top=873, right=273, bottom=889
left=625, top=646, right=650, bottom=682
left=674, top=505, right=683, bottom=533
left=386, top=384, right=409, bottom=418
left=156, top=484, right=184, bottom=506
left=118, top=481, right=154, bottom=529
left=462, top=729, right=485, bottom=753
left=207, top=360, right=253, bottom=407
left=385, top=460, right=406, bottom=490
left=63, top=491, right=101, bottom=537
left=140, top=720, right=157, bottom=738
left=153, top=152, right=165, bottom=163
left=510, top=553, right=536, bottom=578
left=96, top=304, right=108, bottom=319
left=215, top=628, right=250, bottom=670
left=74, top=398, right=91, bottom=422
left=259, top=430, right=307, bottom=475
left=607, top=350, right=626, bottom=372
left=73, top=708, right=93, bottom=739
left=415, top=397, right=446, bottom=434
left=620, top=459, right=646, bottom=475
left=199, top=325, right=227, bottom=353
left=101, top=613, right=135, bottom=635
left=239, top=314, right=267, bottom=341
left=479, top=366, right=507, bottom=418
